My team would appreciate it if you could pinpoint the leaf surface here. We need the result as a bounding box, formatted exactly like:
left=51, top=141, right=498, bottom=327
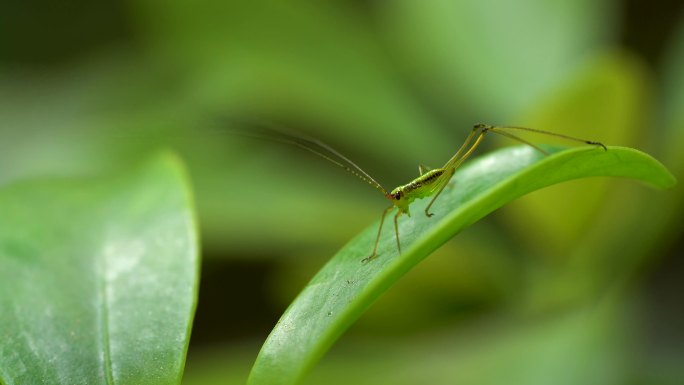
left=0, top=152, right=199, bottom=384
left=248, top=145, right=675, bottom=385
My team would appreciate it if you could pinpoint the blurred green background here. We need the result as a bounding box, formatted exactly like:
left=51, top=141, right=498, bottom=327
left=2, top=1, right=684, bottom=384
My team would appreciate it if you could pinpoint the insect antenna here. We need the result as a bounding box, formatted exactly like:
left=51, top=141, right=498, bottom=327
left=222, top=121, right=390, bottom=196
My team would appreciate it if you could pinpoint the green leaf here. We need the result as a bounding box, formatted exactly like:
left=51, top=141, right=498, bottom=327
left=380, top=0, right=617, bottom=120
left=0, top=151, right=199, bottom=384
left=303, top=302, right=631, bottom=385
left=662, top=8, right=684, bottom=130
left=248, top=145, right=675, bottom=385
left=661, top=8, right=684, bottom=175
left=504, top=53, right=651, bottom=254
left=132, top=0, right=445, bottom=157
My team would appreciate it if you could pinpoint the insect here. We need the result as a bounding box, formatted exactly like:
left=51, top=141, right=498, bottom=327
left=234, top=123, right=606, bottom=263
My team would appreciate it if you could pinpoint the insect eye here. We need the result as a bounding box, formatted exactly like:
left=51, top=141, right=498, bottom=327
left=393, top=192, right=401, bottom=200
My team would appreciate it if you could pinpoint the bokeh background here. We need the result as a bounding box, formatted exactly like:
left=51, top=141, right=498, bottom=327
left=2, top=1, right=684, bottom=384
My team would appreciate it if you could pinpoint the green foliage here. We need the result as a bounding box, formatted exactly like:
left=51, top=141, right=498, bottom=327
left=0, top=153, right=199, bottom=384
left=3, top=1, right=684, bottom=384
left=247, top=146, right=675, bottom=385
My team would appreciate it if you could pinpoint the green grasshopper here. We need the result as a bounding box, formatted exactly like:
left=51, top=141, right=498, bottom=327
left=236, top=123, right=605, bottom=262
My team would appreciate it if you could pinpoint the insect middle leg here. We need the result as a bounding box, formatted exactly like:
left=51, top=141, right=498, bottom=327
left=418, top=164, right=432, bottom=175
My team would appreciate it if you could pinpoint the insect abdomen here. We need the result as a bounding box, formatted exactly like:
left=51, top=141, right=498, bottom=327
left=401, top=169, right=445, bottom=198
left=418, top=169, right=444, bottom=184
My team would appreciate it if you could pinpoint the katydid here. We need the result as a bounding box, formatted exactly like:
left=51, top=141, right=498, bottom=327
left=236, top=123, right=606, bottom=262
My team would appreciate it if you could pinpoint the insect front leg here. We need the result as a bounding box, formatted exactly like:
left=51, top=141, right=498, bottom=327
left=362, top=205, right=395, bottom=263
left=393, top=209, right=402, bottom=255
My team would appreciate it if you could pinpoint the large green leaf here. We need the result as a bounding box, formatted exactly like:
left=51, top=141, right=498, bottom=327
left=662, top=8, right=684, bottom=175
left=379, top=0, right=616, bottom=121
left=248, top=145, right=675, bottom=385
left=503, top=53, right=650, bottom=254
left=662, top=8, right=684, bottom=130
left=0, top=152, right=199, bottom=384
left=302, top=302, right=631, bottom=385
left=133, top=0, right=445, bottom=157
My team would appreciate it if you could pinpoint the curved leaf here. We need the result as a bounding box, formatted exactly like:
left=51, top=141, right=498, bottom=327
left=0, top=152, right=199, bottom=384
left=248, top=145, right=675, bottom=385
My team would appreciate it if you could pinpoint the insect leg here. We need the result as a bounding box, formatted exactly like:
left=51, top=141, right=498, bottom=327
left=424, top=123, right=605, bottom=218
left=418, top=164, right=432, bottom=175
left=425, top=126, right=490, bottom=217
left=487, top=127, right=549, bottom=155
left=363, top=205, right=395, bottom=263
left=446, top=124, right=485, bottom=168
left=489, top=125, right=607, bottom=151
left=424, top=168, right=455, bottom=217
left=393, top=209, right=402, bottom=255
